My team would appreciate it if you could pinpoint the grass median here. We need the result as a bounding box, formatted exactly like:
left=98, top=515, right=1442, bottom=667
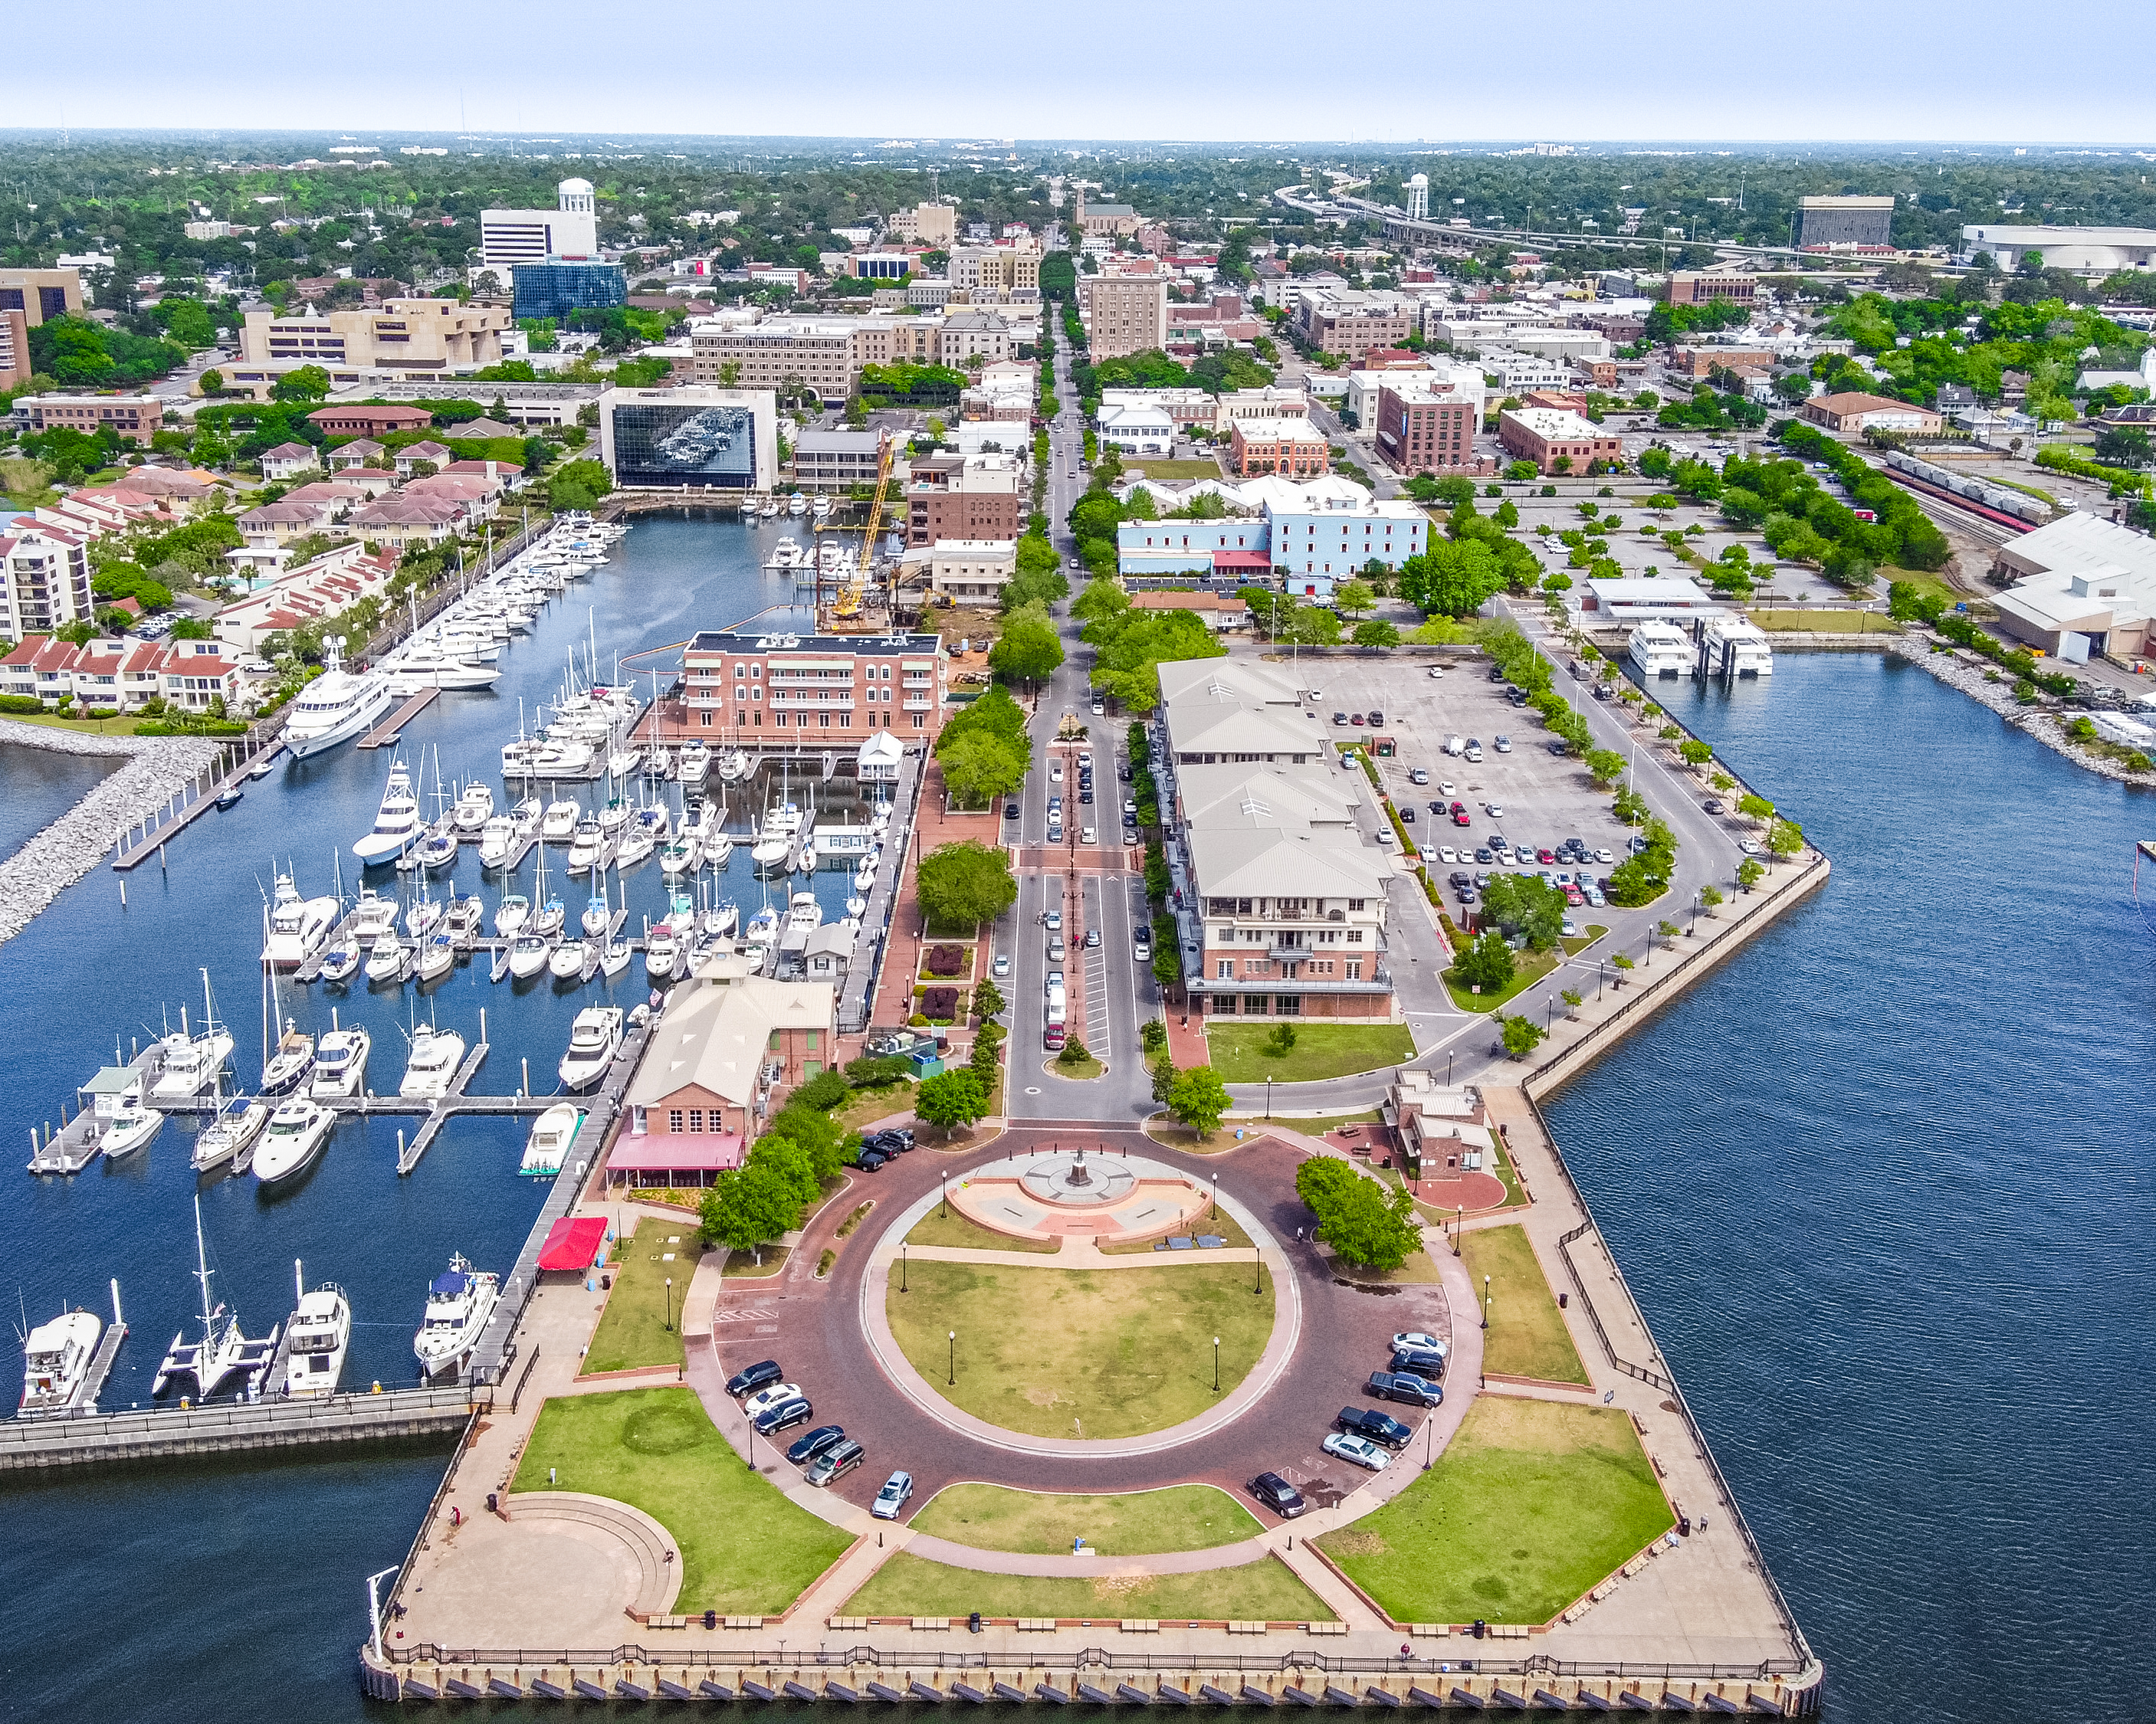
left=905, top=1205, right=1061, bottom=1254
left=1205, top=1023, right=1416, bottom=1083
left=513, top=1386, right=854, bottom=1615
left=585, top=1218, right=709, bottom=1373
left=887, top=1261, right=1274, bottom=1439
left=912, top=1483, right=1261, bottom=1555
left=1459, top=1224, right=1589, bottom=1385
left=1318, top=1397, right=1672, bottom=1624
left=843, top=1551, right=1330, bottom=1622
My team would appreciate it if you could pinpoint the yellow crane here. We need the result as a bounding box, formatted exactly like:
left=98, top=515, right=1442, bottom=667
left=829, top=431, right=896, bottom=624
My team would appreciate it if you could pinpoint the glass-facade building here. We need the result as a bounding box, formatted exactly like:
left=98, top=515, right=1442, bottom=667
left=511, top=259, right=628, bottom=322
left=610, top=403, right=758, bottom=490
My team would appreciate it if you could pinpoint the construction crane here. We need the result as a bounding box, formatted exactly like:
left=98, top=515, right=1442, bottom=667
left=828, top=431, right=896, bottom=625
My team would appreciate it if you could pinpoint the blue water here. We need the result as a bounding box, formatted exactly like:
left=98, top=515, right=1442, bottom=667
left=0, top=740, right=121, bottom=861
left=1546, top=654, right=2155, bottom=1719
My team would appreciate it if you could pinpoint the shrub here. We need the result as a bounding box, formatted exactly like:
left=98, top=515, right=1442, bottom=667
left=921, top=986, right=960, bottom=1021
left=793, top=1070, right=851, bottom=1113
left=923, top=943, right=966, bottom=978
left=845, top=1055, right=912, bottom=1088
left=1057, top=1036, right=1092, bottom=1067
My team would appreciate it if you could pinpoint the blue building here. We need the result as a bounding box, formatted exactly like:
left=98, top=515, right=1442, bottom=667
left=512, top=258, right=628, bottom=322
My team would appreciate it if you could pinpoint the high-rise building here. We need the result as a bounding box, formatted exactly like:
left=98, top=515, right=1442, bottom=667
left=479, top=179, right=601, bottom=268
left=1797, top=195, right=1895, bottom=250
left=511, top=260, right=628, bottom=321
left=598, top=385, right=779, bottom=491
left=0, top=309, right=29, bottom=393
left=237, top=300, right=513, bottom=372
left=0, top=267, right=83, bottom=328
left=1083, top=274, right=1169, bottom=359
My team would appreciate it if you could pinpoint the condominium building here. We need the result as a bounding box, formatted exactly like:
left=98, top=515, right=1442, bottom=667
left=0, top=309, right=28, bottom=394
left=0, top=520, right=95, bottom=638
left=1216, top=387, right=1310, bottom=430
left=927, top=539, right=1017, bottom=605
left=691, top=311, right=1010, bottom=401
left=1667, top=271, right=1757, bottom=307
left=888, top=202, right=957, bottom=247
left=8, top=394, right=163, bottom=443
left=1295, top=290, right=1414, bottom=365
left=949, top=241, right=1042, bottom=294
left=678, top=628, right=947, bottom=738
left=906, top=453, right=1022, bottom=547
left=1083, top=275, right=1169, bottom=360
left=1375, top=378, right=1487, bottom=477
left=479, top=179, right=599, bottom=268
left=1271, top=497, right=1427, bottom=588
left=238, top=300, right=513, bottom=373
left=1498, top=407, right=1625, bottom=474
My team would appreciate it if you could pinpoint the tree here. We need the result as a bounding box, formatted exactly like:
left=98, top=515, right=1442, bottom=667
left=916, top=1068, right=988, bottom=1137
left=1499, top=1014, right=1545, bottom=1060
left=1295, top=1154, right=1360, bottom=1216
left=1352, top=619, right=1401, bottom=649
left=1560, top=988, right=1583, bottom=1018
left=917, top=840, right=1017, bottom=929
left=972, top=978, right=1006, bottom=1021
left=1736, top=792, right=1775, bottom=823
left=1767, top=818, right=1805, bottom=857
left=699, top=1159, right=803, bottom=1254
left=1479, top=875, right=1565, bottom=952
left=1583, top=747, right=1626, bottom=787
left=1150, top=1054, right=1180, bottom=1107
left=547, top=458, right=614, bottom=512
left=1167, top=1065, right=1231, bottom=1139
left=1679, top=739, right=1714, bottom=767
left=1333, top=578, right=1377, bottom=620
left=1736, top=857, right=1764, bottom=891
left=1279, top=605, right=1343, bottom=647
left=1322, top=1178, right=1422, bottom=1271
left=1452, top=931, right=1516, bottom=992
left=199, top=369, right=224, bottom=396
left=271, top=365, right=332, bottom=402
left=989, top=615, right=1064, bottom=686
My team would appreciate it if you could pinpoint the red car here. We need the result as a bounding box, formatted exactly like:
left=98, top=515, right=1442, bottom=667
left=1449, top=801, right=1465, bottom=815
left=1452, top=810, right=1472, bottom=827
left=1350, top=714, right=1367, bottom=726
left=1565, top=887, right=1585, bottom=906
left=1536, top=847, right=1557, bottom=864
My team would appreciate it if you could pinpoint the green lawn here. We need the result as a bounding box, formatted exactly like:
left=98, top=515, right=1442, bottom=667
left=1443, top=946, right=1557, bottom=1013
left=1049, top=1049, right=1105, bottom=1080
left=905, top=1205, right=1061, bottom=1254
left=1459, top=1224, right=1589, bottom=1385
left=1318, top=1397, right=1672, bottom=1624
left=1745, top=608, right=1902, bottom=634
left=586, top=1218, right=708, bottom=1372
left=722, top=1245, right=790, bottom=1278
left=512, top=1387, right=855, bottom=1614
left=911, top=1483, right=1261, bottom=1555
left=887, top=1262, right=1274, bottom=1438
left=1206, top=1023, right=1416, bottom=1083
left=844, top=1552, right=1331, bottom=1623
left=836, top=1082, right=914, bottom=1135
left=1122, top=458, right=1225, bottom=480
left=1099, top=1200, right=1252, bottom=1254
left=1237, top=1109, right=1381, bottom=1139
left=1328, top=1246, right=1442, bottom=1286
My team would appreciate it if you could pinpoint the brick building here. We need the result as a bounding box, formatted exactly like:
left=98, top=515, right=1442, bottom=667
left=678, top=628, right=947, bottom=739
left=1497, top=407, right=1624, bottom=474
left=1228, top=416, right=1331, bottom=479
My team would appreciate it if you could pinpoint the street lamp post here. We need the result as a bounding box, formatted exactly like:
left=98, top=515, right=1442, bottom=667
left=901, top=1242, right=907, bottom=1293
left=1482, top=1274, right=1491, bottom=1329
left=366, top=1565, right=400, bottom=1663
left=948, top=1330, right=956, bottom=1385
left=1253, top=1250, right=1264, bottom=1296
left=664, top=1276, right=674, bottom=1332
left=1454, top=1205, right=1463, bottom=1257
left=941, top=1175, right=948, bottom=1221
left=1213, top=1335, right=1221, bottom=1394
left=1423, top=1412, right=1436, bottom=1471
left=1265, top=1074, right=1272, bottom=1120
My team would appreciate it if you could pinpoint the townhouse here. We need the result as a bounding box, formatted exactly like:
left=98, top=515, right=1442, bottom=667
left=0, top=634, right=250, bottom=713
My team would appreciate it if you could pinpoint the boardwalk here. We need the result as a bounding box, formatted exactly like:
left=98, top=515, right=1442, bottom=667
left=0, top=1385, right=477, bottom=1473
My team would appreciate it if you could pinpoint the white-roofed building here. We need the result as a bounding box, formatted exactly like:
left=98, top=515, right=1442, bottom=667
left=1988, top=513, right=2156, bottom=660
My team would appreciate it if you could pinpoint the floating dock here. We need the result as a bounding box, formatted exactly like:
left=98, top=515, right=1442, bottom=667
left=357, top=688, right=441, bottom=750
left=28, top=1043, right=170, bottom=1175
left=0, top=1385, right=479, bottom=1473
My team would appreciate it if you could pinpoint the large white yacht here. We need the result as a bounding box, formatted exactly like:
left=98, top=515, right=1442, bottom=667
left=253, top=1097, right=336, bottom=1187
left=398, top=1024, right=468, bottom=1099
left=520, top=1102, right=582, bottom=1176
left=20, top=1306, right=104, bottom=1416
left=1697, top=612, right=1776, bottom=677
left=150, top=974, right=234, bottom=1102
left=558, top=1005, right=624, bottom=1091
left=284, top=639, right=395, bottom=759
left=281, top=1265, right=351, bottom=1398
left=353, top=759, right=424, bottom=866
left=1626, top=620, right=1695, bottom=680
left=413, top=1255, right=500, bottom=1380
left=260, top=873, right=340, bottom=968
left=310, top=1025, right=372, bottom=1097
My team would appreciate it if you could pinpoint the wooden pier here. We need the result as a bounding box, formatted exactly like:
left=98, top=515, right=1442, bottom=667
left=396, top=1040, right=491, bottom=1174
left=357, top=687, right=441, bottom=749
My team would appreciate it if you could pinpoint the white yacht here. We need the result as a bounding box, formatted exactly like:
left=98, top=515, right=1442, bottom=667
left=253, top=1098, right=336, bottom=1186
left=192, top=1095, right=268, bottom=1173
left=412, top=822, right=458, bottom=873
left=317, top=937, right=363, bottom=983
left=704, top=831, right=734, bottom=870
left=101, top=1083, right=164, bottom=1159
left=398, top=1024, right=467, bottom=1099
left=565, top=817, right=605, bottom=876
left=281, top=1266, right=351, bottom=1398
left=1626, top=620, right=1694, bottom=680
left=547, top=939, right=589, bottom=979
left=452, top=782, right=496, bottom=834
left=520, top=1102, right=583, bottom=1176
left=20, top=1306, right=104, bottom=1417
left=658, top=833, right=699, bottom=877
left=766, top=535, right=804, bottom=570
left=558, top=1005, right=625, bottom=1090
left=744, top=904, right=779, bottom=943
left=155, top=1198, right=279, bottom=1401
left=365, top=934, right=409, bottom=985
left=540, top=799, right=582, bottom=843
left=416, top=932, right=457, bottom=982
left=353, top=759, right=424, bottom=866
left=494, top=893, right=530, bottom=938
left=581, top=891, right=612, bottom=939
left=283, top=640, right=395, bottom=759
left=382, top=639, right=503, bottom=694
left=783, top=890, right=824, bottom=936
left=1697, top=611, right=1776, bottom=677
left=678, top=741, right=711, bottom=785
left=413, top=1254, right=500, bottom=1381
left=261, top=873, right=340, bottom=968
left=349, top=887, right=399, bottom=943
left=151, top=977, right=235, bottom=1102
left=643, top=921, right=680, bottom=982
left=260, top=1021, right=316, bottom=1096
left=405, top=886, right=445, bottom=941
left=508, top=933, right=553, bottom=979
left=717, top=749, right=752, bottom=784
left=310, top=1024, right=371, bottom=1097
left=601, top=936, right=633, bottom=978
left=477, top=815, right=517, bottom=869
left=787, top=493, right=807, bottom=516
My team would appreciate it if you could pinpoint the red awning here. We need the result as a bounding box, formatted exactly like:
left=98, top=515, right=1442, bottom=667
left=1212, top=550, right=1271, bottom=571
left=536, top=1215, right=609, bottom=1273
left=606, top=1132, right=745, bottom=1174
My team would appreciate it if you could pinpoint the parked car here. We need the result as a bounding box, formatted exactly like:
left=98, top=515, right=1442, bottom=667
left=1428, top=665, right=1446, bottom=679
left=1594, top=847, right=1614, bottom=864
left=855, top=1150, right=888, bottom=1172
left=1392, top=1332, right=1447, bottom=1356
left=992, top=953, right=1011, bottom=978
left=1703, top=798, right=1725, bottom=814
left=1547, top=740, right=1570, bottom=756
left=1452, top=810, right=1472, bottom=827
left=1351, top=714, right=1366, bottom=726
left=786, top=1424, right=848, bottom=1468
left=1323, top=1431, right=1391, bottom=1473
left=1407, top=767, right=1429, bottom=785
left=1248, top=1472, right=1308, bottom=1518
left=1391, top=1346, right=1448, bottom=1379
left=1562, top=916, right=1580, bottom=936
left=1400, top=808, right=1415, bottom=823
left=1048, top=936, right=1065, bottom=960
left=1085, top=929, right=1101, bottom=949
left=1333, top=712, right=1349, bottom=726
left=806, top=1438, right=867, bottom=1486
left=1044, top=1024, right=1065, bottom=1051
left=1367, top=1371, right=1444, bottom=1408
left=1045, top=910, right=1063, bottom=931
left=742, top=1381, right=802, bottom=1418
left=753, top=1396, right=813, bottom=1436
left=1494, top=735, right=1512, bottom=753
left=1005, top=801, right=1019, bottom=820
left=1081, top=825, right=1098, bottom=844
left=1368, top=710, right=1384, bottom=725
left=871, top=1470, right=914, bottom=1519
left=725, top=1359, right=783, bottom=1399
left=1338, top=1406, right=1414, bottom=1449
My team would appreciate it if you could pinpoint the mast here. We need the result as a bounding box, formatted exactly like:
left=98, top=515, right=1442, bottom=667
left=192, top=1194, right=216, bottom=1345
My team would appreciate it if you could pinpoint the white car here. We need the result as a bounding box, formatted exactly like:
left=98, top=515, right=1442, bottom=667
left=1438, top=846, right=1458, bottom=864
left=1428, top=666, right=1445, bottom=679
left=1738, top=838, right=1761, bottom=856
left=1393, top=1332, right=1449, bottom=1357
left=1418, top=845, right=1439, bottom=865
left=1081, top=825, right=1097, bottom=844
left=1045, top=910, right=1063, bottom=931
left=992, top=954, right=1011, bottom=978
left=1091, top=701, right=1106, bottom=716
left=1485, top=803, right=1505, bottom=818
left=1322, top=1431, right=1390, bottom=1473
left=1439, top=782, right=1456, bottom=797
left=1561, top=919, right=1580, bottom=938
left=1494, top=735, right=1512, bottom=753
left=1050, top=765, right=1063, bottom=782
left=742, top=1382, right=803, bottom=1420
left=871, top=1470, right=914, bottom=1520
left=1594, top=847, right=1613, bottom=864
left=1046, top=969, right=1065, bottom=991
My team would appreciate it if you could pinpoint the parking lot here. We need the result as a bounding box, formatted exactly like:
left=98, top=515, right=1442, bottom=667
left=1308, top=654, right=1641, bottom=916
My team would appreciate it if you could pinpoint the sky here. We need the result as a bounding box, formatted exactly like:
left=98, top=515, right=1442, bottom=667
left=15, top=0, right=2156, bottom=145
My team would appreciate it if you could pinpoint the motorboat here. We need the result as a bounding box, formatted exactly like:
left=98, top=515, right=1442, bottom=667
left=601, top=936, right=633, bottom=978
left=643, top=922, right=679, bottom=982
left=406, top=887, right=445, bottom=940
left=317, top=936, right=362, bottom=983
left=787, top=493, right=807, bottom=516
left=452, top=782, right=496, bottom=834
left=398, top=1023, right=467, bottom=1098
left=565, top=818, right=605, bottom=876
left=283, top=639, right=395, bottom=760
left=520, top=1102, right=583, bottom=1176
left=382, top=638, right=502, bottom=694
left=614, top=823, right=655, bottom=870
left=444, top=894, right=485, bottom=942
left=508, top=933, right=553, bottom=979
left=783, top=890, right=824, bottom=936
left=742, top=941, right=772, bottom=975
left=366, top=934, right=409, bottom=985
left=152, top=975, right=235, bottom=1101
left=192, top=1095, right=268, bottom=1173
left=532, top=736, right=599, bottom=778
left=413, top=824, right=458, bottom=873
left=540, top=799, right=581, bottom=843
left=495, top=893, right=530, bottom=938
left=559, top=1005, right=625, bottom=1090
left=155, top=1197, right=279, bottom=1400
left=281, top=1266, right=351, bottom=1399
left=678, top=741, right=711, bottom=785
left=353, top=759, right=423, bottom=867
left=759, top=495, right=780, bottom=519
left=766, top=535, right=804, bottom=571
left=260, top=1021, right=317, bottom=1096
left=253, top=1097, right=336, bottom=1186
left=349, top=887, right=399, bottom=943
left=101, top=1083, right=164, bottom=1159
left=477, top=815, right=517, bottom=868
left=717, top=749, right=752, bottom=783
left=812, top=493, right=833, bottom=519
left=416, top=932, right=457, bottom=982
left=413, top=1254, right=500, bottom=1381
left=310, top=1024, right=371, bottom=1098
left=750, top=831, right=792, bottom=872
left=704, top=831, right=734, bottom=869
left=20, top=1306, right=103, bottom=1417
left=547, top=939, right=589, bottom=980
left=261, top=873, right=339, bottom=968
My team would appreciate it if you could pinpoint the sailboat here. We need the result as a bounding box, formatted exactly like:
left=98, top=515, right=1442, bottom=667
left=153, top=1195, right=280, bottom=1400
left=531, top=840, right=566, bottom=939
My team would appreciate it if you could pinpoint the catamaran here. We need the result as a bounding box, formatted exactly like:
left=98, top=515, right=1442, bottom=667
left=154, top=1196, right=280, bottom=1401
